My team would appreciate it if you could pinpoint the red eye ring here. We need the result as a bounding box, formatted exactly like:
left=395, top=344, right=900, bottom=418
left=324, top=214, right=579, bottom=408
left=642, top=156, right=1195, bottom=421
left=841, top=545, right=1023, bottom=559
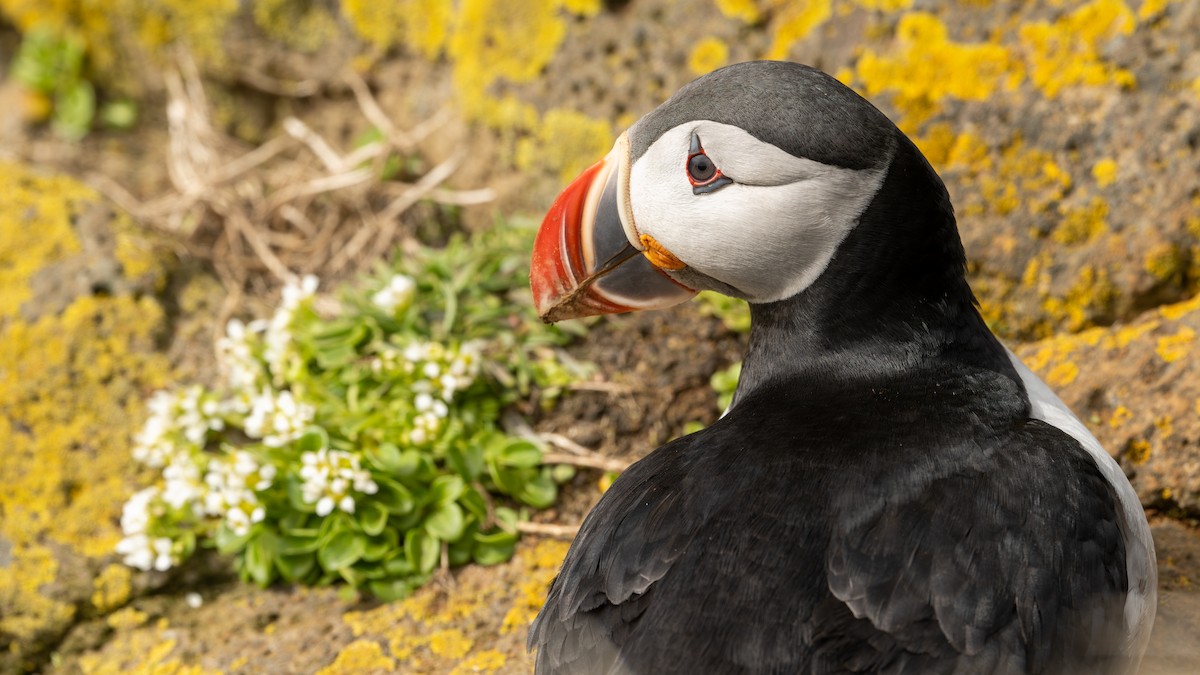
left=685, top=133, right=732, bottom=194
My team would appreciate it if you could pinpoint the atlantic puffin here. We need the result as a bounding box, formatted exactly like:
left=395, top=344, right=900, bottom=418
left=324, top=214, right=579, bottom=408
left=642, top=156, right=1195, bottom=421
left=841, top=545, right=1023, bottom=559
left=527, top=61, right=1156, bottom=674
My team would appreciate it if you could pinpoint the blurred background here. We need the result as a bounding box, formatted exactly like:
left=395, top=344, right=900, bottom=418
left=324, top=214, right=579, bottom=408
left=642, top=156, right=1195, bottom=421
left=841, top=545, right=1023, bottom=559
left=1, top=0, right=1199, bottom=673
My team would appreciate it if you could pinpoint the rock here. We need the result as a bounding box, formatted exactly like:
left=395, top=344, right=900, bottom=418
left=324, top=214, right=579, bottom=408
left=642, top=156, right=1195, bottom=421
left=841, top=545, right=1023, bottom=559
left=1016, top=292, right=1200, bottom=516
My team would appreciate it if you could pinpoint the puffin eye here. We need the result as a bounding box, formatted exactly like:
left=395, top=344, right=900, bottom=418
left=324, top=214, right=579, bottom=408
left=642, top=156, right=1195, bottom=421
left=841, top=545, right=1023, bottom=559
left=686, top=134, right=733, bottom=195
left=688, top=153, right=716, bottom=183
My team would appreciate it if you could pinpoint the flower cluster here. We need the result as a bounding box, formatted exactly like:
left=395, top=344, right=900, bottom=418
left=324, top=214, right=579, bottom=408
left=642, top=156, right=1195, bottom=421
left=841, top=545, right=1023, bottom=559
left=371, top=273, right=416, bottom=314
left=119, top=228, right=577, bottom=596
left=116, top=487, right=177, bottom=571
left=298, top=448, right=379, bottom=516
left=204, top=451, right=277, bottom=535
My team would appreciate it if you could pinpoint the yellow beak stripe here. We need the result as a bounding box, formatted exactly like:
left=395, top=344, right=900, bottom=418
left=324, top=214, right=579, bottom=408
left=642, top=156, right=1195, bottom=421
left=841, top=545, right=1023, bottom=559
left=639, top=234, right=686, bottom=270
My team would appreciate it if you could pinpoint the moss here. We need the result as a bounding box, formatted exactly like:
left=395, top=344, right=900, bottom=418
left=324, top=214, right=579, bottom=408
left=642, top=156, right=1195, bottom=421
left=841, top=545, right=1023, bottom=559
left=315, top=640, right=395, bottom=674
left=688, top=36, right=731, bottom=75
left=1018, top=0, right=1137, bottom=98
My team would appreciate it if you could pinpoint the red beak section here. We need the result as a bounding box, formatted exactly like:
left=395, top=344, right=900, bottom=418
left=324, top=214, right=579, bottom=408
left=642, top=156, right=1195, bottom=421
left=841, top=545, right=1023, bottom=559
left=531, top=146, right=696, bottom=323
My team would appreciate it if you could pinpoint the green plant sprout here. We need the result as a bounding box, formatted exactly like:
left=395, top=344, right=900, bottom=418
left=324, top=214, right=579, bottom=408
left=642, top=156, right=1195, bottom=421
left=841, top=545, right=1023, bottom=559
left=117, top=225, right=585, bottom=600
left=11, top=27, right=136, bottom=139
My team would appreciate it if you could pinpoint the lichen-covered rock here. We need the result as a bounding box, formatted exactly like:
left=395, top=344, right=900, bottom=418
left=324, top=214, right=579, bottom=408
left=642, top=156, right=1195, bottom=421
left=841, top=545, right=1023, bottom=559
left=0, top=161, right=174, bottom=673
left=1016, top=292, right=1200, bottom=516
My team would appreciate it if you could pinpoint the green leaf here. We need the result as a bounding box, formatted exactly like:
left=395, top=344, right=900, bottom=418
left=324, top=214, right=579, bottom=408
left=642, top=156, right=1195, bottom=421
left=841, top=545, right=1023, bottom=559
left=375, top=478, right=415, bottom=514
left=245, top=532, right=279, bottom=586
left=429, top=474, right=464, bottom=506
left=459, top=486, right=488, bottom=522
left=279, top=533, right=321, bottom=555
left=319, top=531, right=366, bottom=571
left=366, top=443, right=404, bottom=473
left=472, top=538, right=516, bottom=566
left=296, top=427, right=329, bottom=454
left=276, top=553, right=316, bottom=582
left=424, top=502, right=465, bottom=541
left=518, top=473, right=558, bottom=509
left=358, top=500, right=389, bottom=536
left=215, top=523, right=252, bottom=555
left=368, top=579, right=412, bottom=602
left=499, top=440, right=543, bottom=468
left=404, top=529, right=440, bottom=574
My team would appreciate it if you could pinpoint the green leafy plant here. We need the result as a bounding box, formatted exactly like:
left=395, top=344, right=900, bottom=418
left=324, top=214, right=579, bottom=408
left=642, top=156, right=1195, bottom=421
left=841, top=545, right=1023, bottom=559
left=118, top=225, right=586, bottom=600
left=693, top=290, right=751, bottom=333
left=11, top=27, right=136, bottom=139
left=710, top=361, right=742, bottom=413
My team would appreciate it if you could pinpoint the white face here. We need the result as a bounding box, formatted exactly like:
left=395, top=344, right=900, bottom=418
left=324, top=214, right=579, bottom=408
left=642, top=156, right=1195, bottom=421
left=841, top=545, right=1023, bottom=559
left=620, top=121, right=891, bottom=304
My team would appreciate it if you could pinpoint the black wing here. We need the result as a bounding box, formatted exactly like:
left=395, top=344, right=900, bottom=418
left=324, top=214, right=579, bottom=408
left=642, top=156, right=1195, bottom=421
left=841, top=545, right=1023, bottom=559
left=530, top=386, right=1131, bottom=674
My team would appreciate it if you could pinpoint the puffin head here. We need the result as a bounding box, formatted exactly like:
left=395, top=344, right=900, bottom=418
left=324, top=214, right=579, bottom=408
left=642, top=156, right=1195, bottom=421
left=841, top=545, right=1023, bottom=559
left=531, top=61, right=908, bottom=322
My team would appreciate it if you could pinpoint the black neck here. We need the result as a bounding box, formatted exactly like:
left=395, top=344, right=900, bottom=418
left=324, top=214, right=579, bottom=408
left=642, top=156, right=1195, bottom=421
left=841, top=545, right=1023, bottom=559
left=734, top=134, right=1016, bottom=400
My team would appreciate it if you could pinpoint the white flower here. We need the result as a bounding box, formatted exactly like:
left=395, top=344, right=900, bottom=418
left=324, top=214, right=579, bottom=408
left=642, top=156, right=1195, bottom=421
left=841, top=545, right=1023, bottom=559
left=204, top=452, right=275, bottom=536
left=116, top=533, right=176, bottom=572
left=297, top=448, right=378, bottom=517
left=120, top=486, right=161, bottom=535
left=244, top=389, right=314, bottom=448
left=217, top=319, right=263, bottom=392
left=264, top=275, right=319, bottom=383
left=132, top=388, right=224, bottom=467
left=371, top=274, right=416, bottom=314
left=162, top=455, right=203, bottom=511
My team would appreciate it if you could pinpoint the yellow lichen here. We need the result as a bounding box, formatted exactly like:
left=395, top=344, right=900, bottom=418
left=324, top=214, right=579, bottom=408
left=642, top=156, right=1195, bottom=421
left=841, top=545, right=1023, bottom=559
left=1125, top=438, right=1151, bottom=464
left=1109, top=405, right=1133, bottom=428
left=450, top=649, right=508, bottom=675
left=688, top=36, right=730, bottom=75
left=1159, top=292, right=1200, bottom=321
left=856, top=13, right=1021, bottom=131
left=714, top=0, right=761, bottom=23
left=1053, top=197, right=1109, bottom=245
left=1092, top=158, right=1119, bottom=186
left=429, top=629, right=474, bottom=659
left=450, top=0, right=567, bottom=120
left=766, top=0, right=832, bottom=60
left=1154, top=415, right=1174, bottom=438
left=1018, top=0, right=1137, bottom=98
left=855, top=0, right=914, bottom=10
left=0, top=161, right=89, bottom=318
left=1040, top=265, right=1117, bottom=334
left=92, top=564, right=133, bottom=613
left=106, top=606, right=149, bottom=631
left=342, top=0, right=453, bottom=58
left=0, top=164, right=171, bottom=665
left=516, top=107, right=613, bottom=182
left=1046, top=361, right=1080, bottom=386
left=561, top=0, right=602, bottom=16
left=252, top=0, right=338, bottom=53
left=316, top=640, right=395, bottom=674
left=1144, top=243, right=1186, bottom=282
left=1137, top=0, right=1172, bottom=20
left=1155, top=326, right=1195, bottom=362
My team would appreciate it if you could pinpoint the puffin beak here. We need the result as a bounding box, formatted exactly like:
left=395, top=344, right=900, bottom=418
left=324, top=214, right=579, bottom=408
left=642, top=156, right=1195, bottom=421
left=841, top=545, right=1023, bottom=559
left=531, top=135, right=697, bottom=323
